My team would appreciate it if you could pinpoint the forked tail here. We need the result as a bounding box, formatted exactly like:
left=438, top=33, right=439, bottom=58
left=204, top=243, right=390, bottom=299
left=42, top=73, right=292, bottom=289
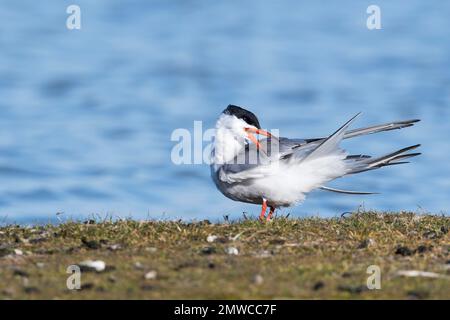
left=320, top=145, right=421, bottom=195
left=345, top=144, right=421, bottom=174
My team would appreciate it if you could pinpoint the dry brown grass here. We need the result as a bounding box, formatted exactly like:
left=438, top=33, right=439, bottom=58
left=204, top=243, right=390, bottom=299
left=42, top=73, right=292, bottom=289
left=0, top=212, right=449, bottom=299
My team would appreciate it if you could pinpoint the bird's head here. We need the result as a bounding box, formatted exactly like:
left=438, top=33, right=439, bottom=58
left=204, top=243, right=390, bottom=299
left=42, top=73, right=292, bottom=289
left=212, top=105, right=273, bottom=164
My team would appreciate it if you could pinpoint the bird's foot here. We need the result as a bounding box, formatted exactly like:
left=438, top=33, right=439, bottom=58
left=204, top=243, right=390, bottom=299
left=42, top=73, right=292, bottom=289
left=259, top=200, right=275, bottom=223
left=266, top=207, right=275, bottom=222
left=259, top=199, right=268, bottom=222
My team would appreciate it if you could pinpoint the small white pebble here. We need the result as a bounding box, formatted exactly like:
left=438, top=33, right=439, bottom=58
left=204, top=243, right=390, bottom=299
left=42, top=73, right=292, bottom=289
left=14, top=249, right=23, bottom=256
left=206, top=235, right=218, bottom=243
left=79, top=260, right=106, bottom=272
left=108, top=244, right=121, bottom=251
left=145, top=247, right=157, bottom=253
left=144, top=270, right=157, bottom=280
left=36, top=262, right=45, bottom=269
left=134, top=262, right=144, bottom=269
left=226, top=247, right=239, bottom=255
left=253, top=274, right=264, bottom=285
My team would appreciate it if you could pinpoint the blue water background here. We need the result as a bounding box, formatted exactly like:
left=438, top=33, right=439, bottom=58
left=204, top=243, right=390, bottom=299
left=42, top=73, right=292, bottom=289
left=0, top=1, right=449, bottom=223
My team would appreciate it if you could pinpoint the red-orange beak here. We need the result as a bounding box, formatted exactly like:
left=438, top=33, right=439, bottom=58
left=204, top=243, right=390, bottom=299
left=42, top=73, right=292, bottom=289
left=244, top=127, right=275, bottom=150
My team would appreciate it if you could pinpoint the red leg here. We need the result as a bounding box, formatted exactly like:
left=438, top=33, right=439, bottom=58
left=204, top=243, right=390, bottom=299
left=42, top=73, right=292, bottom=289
left=259, top=199, right=268, bottom=221
left=266, top=206, right=275, bottom=221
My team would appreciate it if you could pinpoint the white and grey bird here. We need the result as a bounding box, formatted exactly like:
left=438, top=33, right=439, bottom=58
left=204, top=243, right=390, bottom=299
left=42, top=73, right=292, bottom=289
left=210, top=105, right=421, bottom=221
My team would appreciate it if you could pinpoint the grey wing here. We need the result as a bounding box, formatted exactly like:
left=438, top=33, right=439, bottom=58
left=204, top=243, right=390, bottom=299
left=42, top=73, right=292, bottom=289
left=225, top=113, right=363, bottom=170
left=271, top=113, right=361, bottom=163
left=302, top=113, right=360, bottom=161
left=217, top=137, right=314, bottom=183
left=272, top=116, right=420, bottom=162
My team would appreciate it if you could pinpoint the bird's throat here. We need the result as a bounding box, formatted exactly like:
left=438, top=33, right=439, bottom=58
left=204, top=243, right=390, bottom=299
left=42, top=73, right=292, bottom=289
left=212, top=129, right=246, bottom=165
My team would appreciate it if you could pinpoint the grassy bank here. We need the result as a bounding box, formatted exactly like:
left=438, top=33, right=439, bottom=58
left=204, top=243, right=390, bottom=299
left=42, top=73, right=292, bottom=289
left=0, top=212, right=449, bottom=299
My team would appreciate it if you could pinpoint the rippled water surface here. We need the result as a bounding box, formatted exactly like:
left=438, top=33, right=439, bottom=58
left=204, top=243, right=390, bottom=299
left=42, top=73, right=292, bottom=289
left=1, top=1, right=449, bottom=223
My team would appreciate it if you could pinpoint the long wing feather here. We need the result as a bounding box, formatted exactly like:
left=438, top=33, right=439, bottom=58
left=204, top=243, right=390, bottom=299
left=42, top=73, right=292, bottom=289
left=320, top=186, right=378, bottom=195
left=347, top=144, right=421, bottom=174
left=343, top=119, right=420, bottom=139
left=303, top=113, right=361, bottom=161
left=306, top=119, right=420, bottom=142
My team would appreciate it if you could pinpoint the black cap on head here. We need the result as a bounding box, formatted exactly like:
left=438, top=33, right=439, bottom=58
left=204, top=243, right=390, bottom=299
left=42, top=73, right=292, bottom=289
left=223, top=105, right=261, bottom=129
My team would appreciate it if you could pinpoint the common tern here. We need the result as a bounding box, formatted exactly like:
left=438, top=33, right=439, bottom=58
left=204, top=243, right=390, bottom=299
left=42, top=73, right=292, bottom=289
left=210, top=105, right=421, bottom=221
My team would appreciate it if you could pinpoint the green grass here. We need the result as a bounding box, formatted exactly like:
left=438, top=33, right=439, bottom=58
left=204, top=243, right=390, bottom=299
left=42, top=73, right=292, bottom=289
left=0, top=212, right=449, bottom=299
